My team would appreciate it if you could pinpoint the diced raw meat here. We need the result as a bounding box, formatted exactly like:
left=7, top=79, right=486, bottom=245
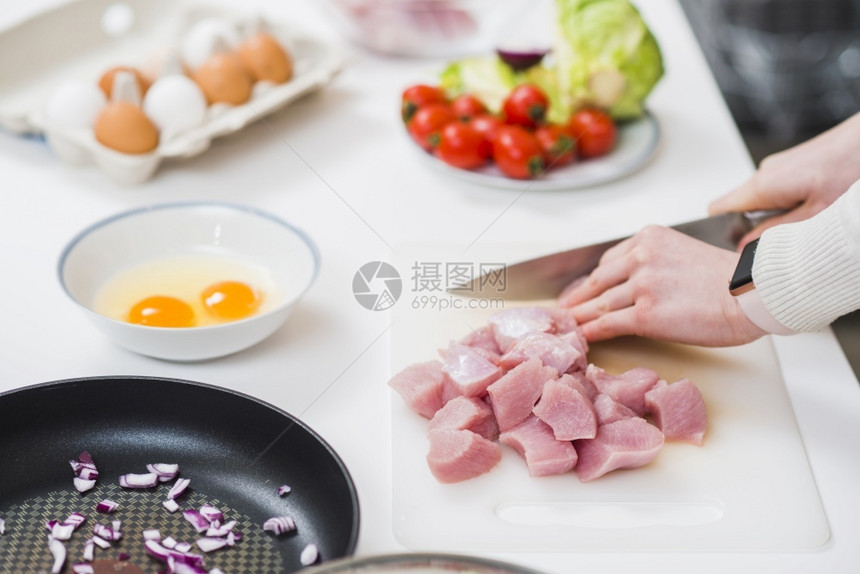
left=388, top=360, right=447, bottom=419
left=549, top=306, right=580, bottom=335
left=558, top=331, right=588, bottom=372
left=469, top=346, right=501, bottom=366
left=498, top=331, right=582, bottom=373
left=426, top=429, right=502, bottom=483
left=442, top=341, right=504, bottom=398
left=459, top=325, right=502, bottom=355
left=560, top=372, right=599, bottom=401
left=488, top=307, right=555, bottom=352
left=487, top=358, right=558, bottom=432
left=533, top=378, right=597, bottom=440
left=428, top=396, right=499, bottom=440
left=586, top=365, right=659, bottom=416
left=574, top=418, right=664, bottom=482
left=592, top=393, right=638, bottom=425
left=645, top=379, right=708, bottom=445
left=499, top=415, right=577, bottom=476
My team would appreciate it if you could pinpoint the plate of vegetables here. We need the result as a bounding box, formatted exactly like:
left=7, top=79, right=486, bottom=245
left=401, top=0, right=664, bottom=190
left=0, top=376, right=359, bottom=574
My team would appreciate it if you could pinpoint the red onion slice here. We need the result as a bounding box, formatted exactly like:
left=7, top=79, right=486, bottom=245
left=118, top=472, right=158, bottom=489
left=262, top=516, right=296, bottom=536
left=146, top=463, right=180, bottom=482
left=65, top=513, right=87, bottom=530
left=143, top=528, right=161, bottom=541
left=195, top=536, right=229, bottom=553
left=198, top=505, right=223, bottom=524
left=278, top=484, right=291, bottom=496
left=205, top=519, right=236, bottom=538
left=96, top=500, right=118, bottom=514
left=300, top=543, right=319, bottom=566
left=47, top=535, right=67, bottom=574
left=74, top=478, right=97, bottom=493
left=92, top=535, right=111, bottom=549
left=181, top=509, right=210, bottom=533
left=82, top=539, right=95, bottom=561
left=117, top=552, right=131, bottom=561
left=92, top=523, right=122, bottom=542
left=50, top=522, right=75, bottom=541
left=163, top=499, right=180, bottom=513
left=72, top=563, right=94, bottom=574
left=174, top=541, right=193, bottom=553
left=167, top=477, right=190, bottom=500
left=496, top=48, right=549, bottom=71
left=0, top=517, right=5, bottom=535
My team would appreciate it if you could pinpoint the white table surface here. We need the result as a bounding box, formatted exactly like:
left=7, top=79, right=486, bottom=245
left=1, top=1, right=859, bottom=572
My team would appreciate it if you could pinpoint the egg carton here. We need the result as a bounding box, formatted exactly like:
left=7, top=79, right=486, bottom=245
left=0, top=0, right=345, bottom=184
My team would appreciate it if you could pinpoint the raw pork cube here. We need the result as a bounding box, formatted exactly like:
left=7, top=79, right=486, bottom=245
left=426, top=429, right=502, bottom=483
left=487, top=358, right=557, bottom=432
left=460, top=325, right=502, bottom=355
left=498, top=331, right=582, bottom=373
left=549, top=306, right=580, bottom=335
left=488, top=307, right=555, bottom=352
left=645, top=379, right=708, bottom=445
left=558, top=331, right=588, bottom=372
left=388, top=360, right=447, bottom=419
left=428, top=396, right=500, bottom=440
left=533, top=378, right=597, bottom=440
left=559, top=372, right=599, bottom=401
left=592, top=393, right=638, bottom=425
left=442, top=341, right=504, bottom=398
left=574, top=418, right=664, bottom=482
left=586, top=365, right=659, bottom=415
left=499, top=415, right=578, bottom=476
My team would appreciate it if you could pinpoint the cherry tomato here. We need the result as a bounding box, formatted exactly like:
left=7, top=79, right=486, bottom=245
left=436, top=122, right=491, bottom=169
left=401, top=84, right=447, bottom=123
left=535, top=124, right=576, bottom=168
left=451, top=94, right=488, bottom=121
left=407, top=103, right=456, bottom=151
left=502, top=84, right=549, bottom=128
left=567, top=107, right=617, bottom=158
left=469, top=114, right=504, bottom=144
left=493, top=125, right=546, bottom=179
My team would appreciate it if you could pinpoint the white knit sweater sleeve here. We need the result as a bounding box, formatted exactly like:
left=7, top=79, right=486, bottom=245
left=753, top=179, right=860, bottom=332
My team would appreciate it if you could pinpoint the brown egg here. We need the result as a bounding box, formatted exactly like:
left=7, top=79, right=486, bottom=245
left=98, top=67, right=151, bottom=99
left=192, top=53, right=253, bottom=105
left=238, top=33, right=293, bottom=84
left=94, top=101, right=159, bottom=154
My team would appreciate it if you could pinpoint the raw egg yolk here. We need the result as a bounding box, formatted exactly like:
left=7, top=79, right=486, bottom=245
left=201, top=281, right=261, bottom=320
left=128, top=295, right=195, bottom=328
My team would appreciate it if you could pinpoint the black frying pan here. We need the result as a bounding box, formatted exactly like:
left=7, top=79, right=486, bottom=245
left=0, top=376, right=360, bottom=573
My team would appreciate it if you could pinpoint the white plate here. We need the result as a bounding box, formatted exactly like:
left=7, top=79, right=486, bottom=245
left=416, top=111, right=660, bottom=191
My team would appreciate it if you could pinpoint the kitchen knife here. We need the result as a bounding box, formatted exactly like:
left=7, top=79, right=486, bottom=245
left=452, top=210, right=781, bottom=301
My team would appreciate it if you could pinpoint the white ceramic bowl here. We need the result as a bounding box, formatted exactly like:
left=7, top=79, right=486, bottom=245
left=58, top=202, right=319, bottom=361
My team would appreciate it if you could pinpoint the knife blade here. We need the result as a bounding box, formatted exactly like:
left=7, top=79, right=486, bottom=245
left=452, top=210, right=781, bottom=301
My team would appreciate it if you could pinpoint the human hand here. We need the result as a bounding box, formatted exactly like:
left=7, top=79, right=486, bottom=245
left=558, top=226, right=765, bottom=347
left=709, top=112, right=860, bottom=247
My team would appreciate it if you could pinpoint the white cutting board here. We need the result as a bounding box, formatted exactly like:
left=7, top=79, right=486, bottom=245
left=389, top=245, right=829, bottom=552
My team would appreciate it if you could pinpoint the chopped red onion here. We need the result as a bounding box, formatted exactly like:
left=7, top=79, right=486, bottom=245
left=167, top=477, right=191, bottom=500
left=47, top=535, right=67, bottom=574
left=163, top=499, right=180, bottom=513
left=174, top=541, right=193, bottom=553
left=300, top=543, right=319, bottom=566
left=182, top=509, right=210, bottom=533
left=144, top=539, right=171, bottom=562
left=65, top=513, right=87, bottom=530
left=117, top=552, right=131, bottom=561
left=161, top=535, right=177, bottom=549
left=210, top=570, right=226, bottom=574
left=72, top=564, right=94, bottom=574
left=50, top=522, right=75, bottom=541
left=93, top=523, right=122, bottom=542
left=143, top=528, right=162, bottom=541
left=0, top=517, right=5, bottom=535
left=79, top=451, right=94, bottom=464
left=195, top=536, right=229, bottom=553
left=262, top=516, right=296, bottom=536
left=205, top=520, right=235, bottom=538
left=226, top=532, right=236, bottom=547
left=118, top=472, right=159, bottom=489
left=82, top=539, right=95, bottom=561
left=198, top=505, right=223, bottom=524
left=92, top=535, right=111, bottom=549
left=74, top=477, right=97, bottom=493
left=277, top=484, right=291, bottom=496
left=146, top=463, right=180, bottom=481
left=96, top=500, right=118, bottom=514
left=111, top=519, right=122, bottom=532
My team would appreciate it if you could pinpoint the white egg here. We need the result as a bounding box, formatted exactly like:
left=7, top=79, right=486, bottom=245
left=143, top=75, right=207, bottom=134
left=181, top=18, right=241, bottom=71
left=45, top=81, right=106, bottom=129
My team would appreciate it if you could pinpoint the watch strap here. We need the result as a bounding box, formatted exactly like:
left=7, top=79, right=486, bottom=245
left=736, top=287, right=797, bottom=335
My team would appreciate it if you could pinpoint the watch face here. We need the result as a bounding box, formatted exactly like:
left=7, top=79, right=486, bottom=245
left=729, top=238, right=759, bottom=294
